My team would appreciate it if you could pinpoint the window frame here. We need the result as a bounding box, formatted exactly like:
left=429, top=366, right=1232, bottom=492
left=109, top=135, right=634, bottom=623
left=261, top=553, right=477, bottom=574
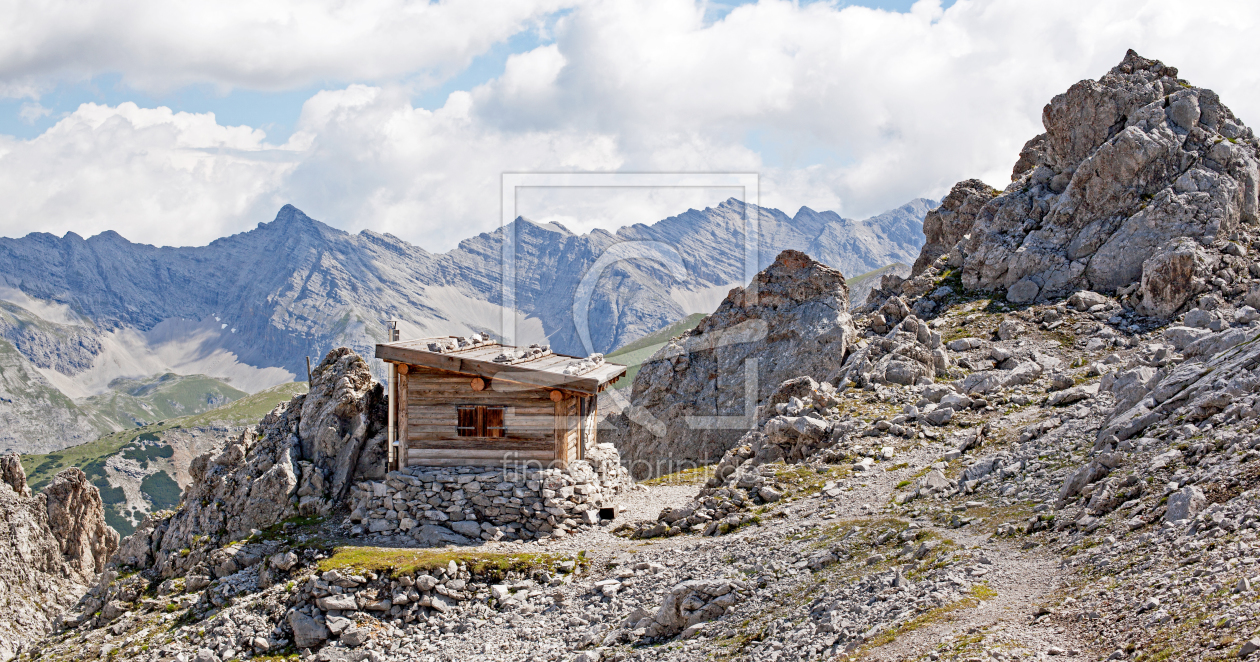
left=455, top=405, right=506, bottom=438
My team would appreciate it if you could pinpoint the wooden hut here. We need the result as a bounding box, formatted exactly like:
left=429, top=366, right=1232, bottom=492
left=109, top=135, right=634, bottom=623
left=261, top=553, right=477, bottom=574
left=375, top=336, right=626, bottom=469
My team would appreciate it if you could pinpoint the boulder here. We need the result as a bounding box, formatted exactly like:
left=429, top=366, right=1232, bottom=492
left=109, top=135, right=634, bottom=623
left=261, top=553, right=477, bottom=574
left=0, top=453, right=30, bottom=497
left=43, top=468, right=118, bottom=582
left=1164, top=486, right=1206, bottom=523
left=287, top=610, right=329, bottom=650
left=1136, top=237, right=1217, bottom=319
left=1068, top=291, right=1109, bottom=311
left=1163, top=326, right=1213, bottom=350
left=651, top=579, right=746, bottom=635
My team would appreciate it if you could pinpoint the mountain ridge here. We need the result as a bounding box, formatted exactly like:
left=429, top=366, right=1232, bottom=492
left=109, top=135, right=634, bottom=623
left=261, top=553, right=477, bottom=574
left=0, top=196, right=931, bottom=453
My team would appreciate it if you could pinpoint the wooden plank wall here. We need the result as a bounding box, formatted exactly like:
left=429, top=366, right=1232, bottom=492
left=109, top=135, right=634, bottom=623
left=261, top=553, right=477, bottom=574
left=570, top=398, right=582, bottom=462
left=401, top=366, right=558, bottom=468
left=582, top=396, right=598, bottom=453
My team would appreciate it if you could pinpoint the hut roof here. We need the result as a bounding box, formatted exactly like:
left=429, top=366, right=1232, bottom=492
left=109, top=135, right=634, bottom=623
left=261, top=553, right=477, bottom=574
left=375, top=338, right=626, bottom=394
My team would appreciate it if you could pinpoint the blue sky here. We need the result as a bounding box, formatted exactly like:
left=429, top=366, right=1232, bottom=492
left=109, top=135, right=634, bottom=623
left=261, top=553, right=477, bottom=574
left=0, top=0, right=1254, bottom=249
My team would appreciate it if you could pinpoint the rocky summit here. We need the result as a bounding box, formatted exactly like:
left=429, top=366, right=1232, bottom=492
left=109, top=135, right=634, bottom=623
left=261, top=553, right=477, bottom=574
left=603, top=250, right=856, bottom=479
left=890, top=49, right=1259, bottom=320
left=13, top=49, right=1260, bottom=662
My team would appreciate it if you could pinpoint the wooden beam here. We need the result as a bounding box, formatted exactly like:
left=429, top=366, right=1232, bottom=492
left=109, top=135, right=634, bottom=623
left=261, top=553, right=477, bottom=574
left=407, top=449, right=555, bottom=461
left=401, top=457, right=564, bottom=468
left=405, top=429, right=554, bottom=443
left=406, top=438, right=554, bottom=451
left=397, top=371, right=409, bottom=469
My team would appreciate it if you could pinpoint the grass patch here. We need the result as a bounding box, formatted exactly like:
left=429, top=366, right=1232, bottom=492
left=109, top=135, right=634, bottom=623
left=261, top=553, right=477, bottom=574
left=317, top=546, right=574, bottom=581
left=860, top=583, right=998, bottom=652
left=641, top=464, right=715, bottom=487
left=773, top=463, right=836, bottom=499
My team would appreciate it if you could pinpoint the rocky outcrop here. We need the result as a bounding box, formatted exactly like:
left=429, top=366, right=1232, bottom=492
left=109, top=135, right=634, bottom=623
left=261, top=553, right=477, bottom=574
left=43, top=468, right=118, bottom=583
left=0, top=452, right=30, bottom=497
left=0, top=458, right=116, bottom=660
left=118, top=348, right=386, bottom=577
left=604, top=250, right=856, bottom=478
left=909, top=179, right=999, bottom=278
left=904, top=50, right=1260, bottom=318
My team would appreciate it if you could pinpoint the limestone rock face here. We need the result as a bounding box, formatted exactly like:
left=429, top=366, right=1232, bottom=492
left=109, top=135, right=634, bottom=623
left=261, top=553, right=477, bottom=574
left=920, top=50, right=1260, bottom=317
left=0, top=452, right=30, bottom=497
left=910, top=179, right=1000, bottom=278
left=0, top=456, right=115, bottom=660
left=43, top=468, right=119, bottom=582
left=123, top=348, right=386, bottom=576
left=1135, top=237, right=1218, bottom=318
left=605, top=250, right=856, bottom=478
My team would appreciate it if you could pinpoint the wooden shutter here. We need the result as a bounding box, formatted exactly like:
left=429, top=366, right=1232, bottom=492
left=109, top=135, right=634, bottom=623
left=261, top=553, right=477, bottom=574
left=456, top=406, right=478, bottom=437
left=484, top=406, right=505, bottom=438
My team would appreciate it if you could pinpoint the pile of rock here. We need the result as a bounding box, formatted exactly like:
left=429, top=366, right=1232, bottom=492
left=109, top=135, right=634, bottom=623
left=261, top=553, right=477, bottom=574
left=348, top=446, right=632, bottom=544
left=561, top=353, right=605, bottom=376
left=837, top=312, right=950, bottom=388
left=492, top=343, right=551, bottom=364
left=877, top=50, right=1260, bottom=322
left=639, top=578, right=749, bottom=638
left=288, top=561, right=499, bottom=651
left=424, top=334, right=492, bottom=353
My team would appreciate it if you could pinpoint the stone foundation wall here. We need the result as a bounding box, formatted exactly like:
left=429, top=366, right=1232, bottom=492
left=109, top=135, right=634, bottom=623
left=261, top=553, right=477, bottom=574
left=346, top=443, right=632, bottom=543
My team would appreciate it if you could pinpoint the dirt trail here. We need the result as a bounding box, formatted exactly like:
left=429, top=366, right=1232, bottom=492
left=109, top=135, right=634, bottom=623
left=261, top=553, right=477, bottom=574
left=852, top=448, right=1100, bottom=661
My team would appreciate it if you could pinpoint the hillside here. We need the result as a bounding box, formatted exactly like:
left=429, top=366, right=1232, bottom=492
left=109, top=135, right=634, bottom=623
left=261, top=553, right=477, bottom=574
left=604, top=313, right=707, bottom=388
left=21, top=381, right=307, bottom=535
left=79, top=373, right=248, bottom=429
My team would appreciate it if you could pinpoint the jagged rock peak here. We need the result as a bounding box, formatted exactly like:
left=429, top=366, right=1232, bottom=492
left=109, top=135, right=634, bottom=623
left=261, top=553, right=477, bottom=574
left=114, top=347, right=386, bottom=575
left=0, top=454, right=117, bottom=659
left=910, top=179, right=1000, bottom=278
left=0, top=452, right=30, bottom=497
left=700, top=249, right=851, bottom=328
left=903, top=49, right=1259, bottom=318
left=605, top=249, right=857, bottom=479
left=43, top=467, right=119, bottom=582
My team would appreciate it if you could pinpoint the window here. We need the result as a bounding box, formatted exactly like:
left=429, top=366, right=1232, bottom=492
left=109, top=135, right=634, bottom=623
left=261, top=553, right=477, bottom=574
left=456, top=405, right=505, bottom=438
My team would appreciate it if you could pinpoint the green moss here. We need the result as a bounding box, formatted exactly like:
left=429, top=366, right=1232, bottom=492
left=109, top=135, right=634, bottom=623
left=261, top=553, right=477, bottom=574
left=103, top=505, right=134, bottom=536
left=860, top=582, right=997, bottom=652
left=123, top=444, right=174, bottom=469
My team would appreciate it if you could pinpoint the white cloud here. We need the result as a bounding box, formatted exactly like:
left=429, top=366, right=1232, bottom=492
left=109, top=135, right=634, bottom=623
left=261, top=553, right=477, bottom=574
left=0, top=0, right=569, bottom=94
left=0, top=103, right=294, bottom=245
left=2, top=0, right=1260, bottom=250
left=18, top=102, right=51, bottom=123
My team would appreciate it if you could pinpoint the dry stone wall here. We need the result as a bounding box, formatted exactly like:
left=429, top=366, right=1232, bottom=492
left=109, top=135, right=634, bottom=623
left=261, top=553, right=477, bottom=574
left=348, top=444, right=632, bottom=544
